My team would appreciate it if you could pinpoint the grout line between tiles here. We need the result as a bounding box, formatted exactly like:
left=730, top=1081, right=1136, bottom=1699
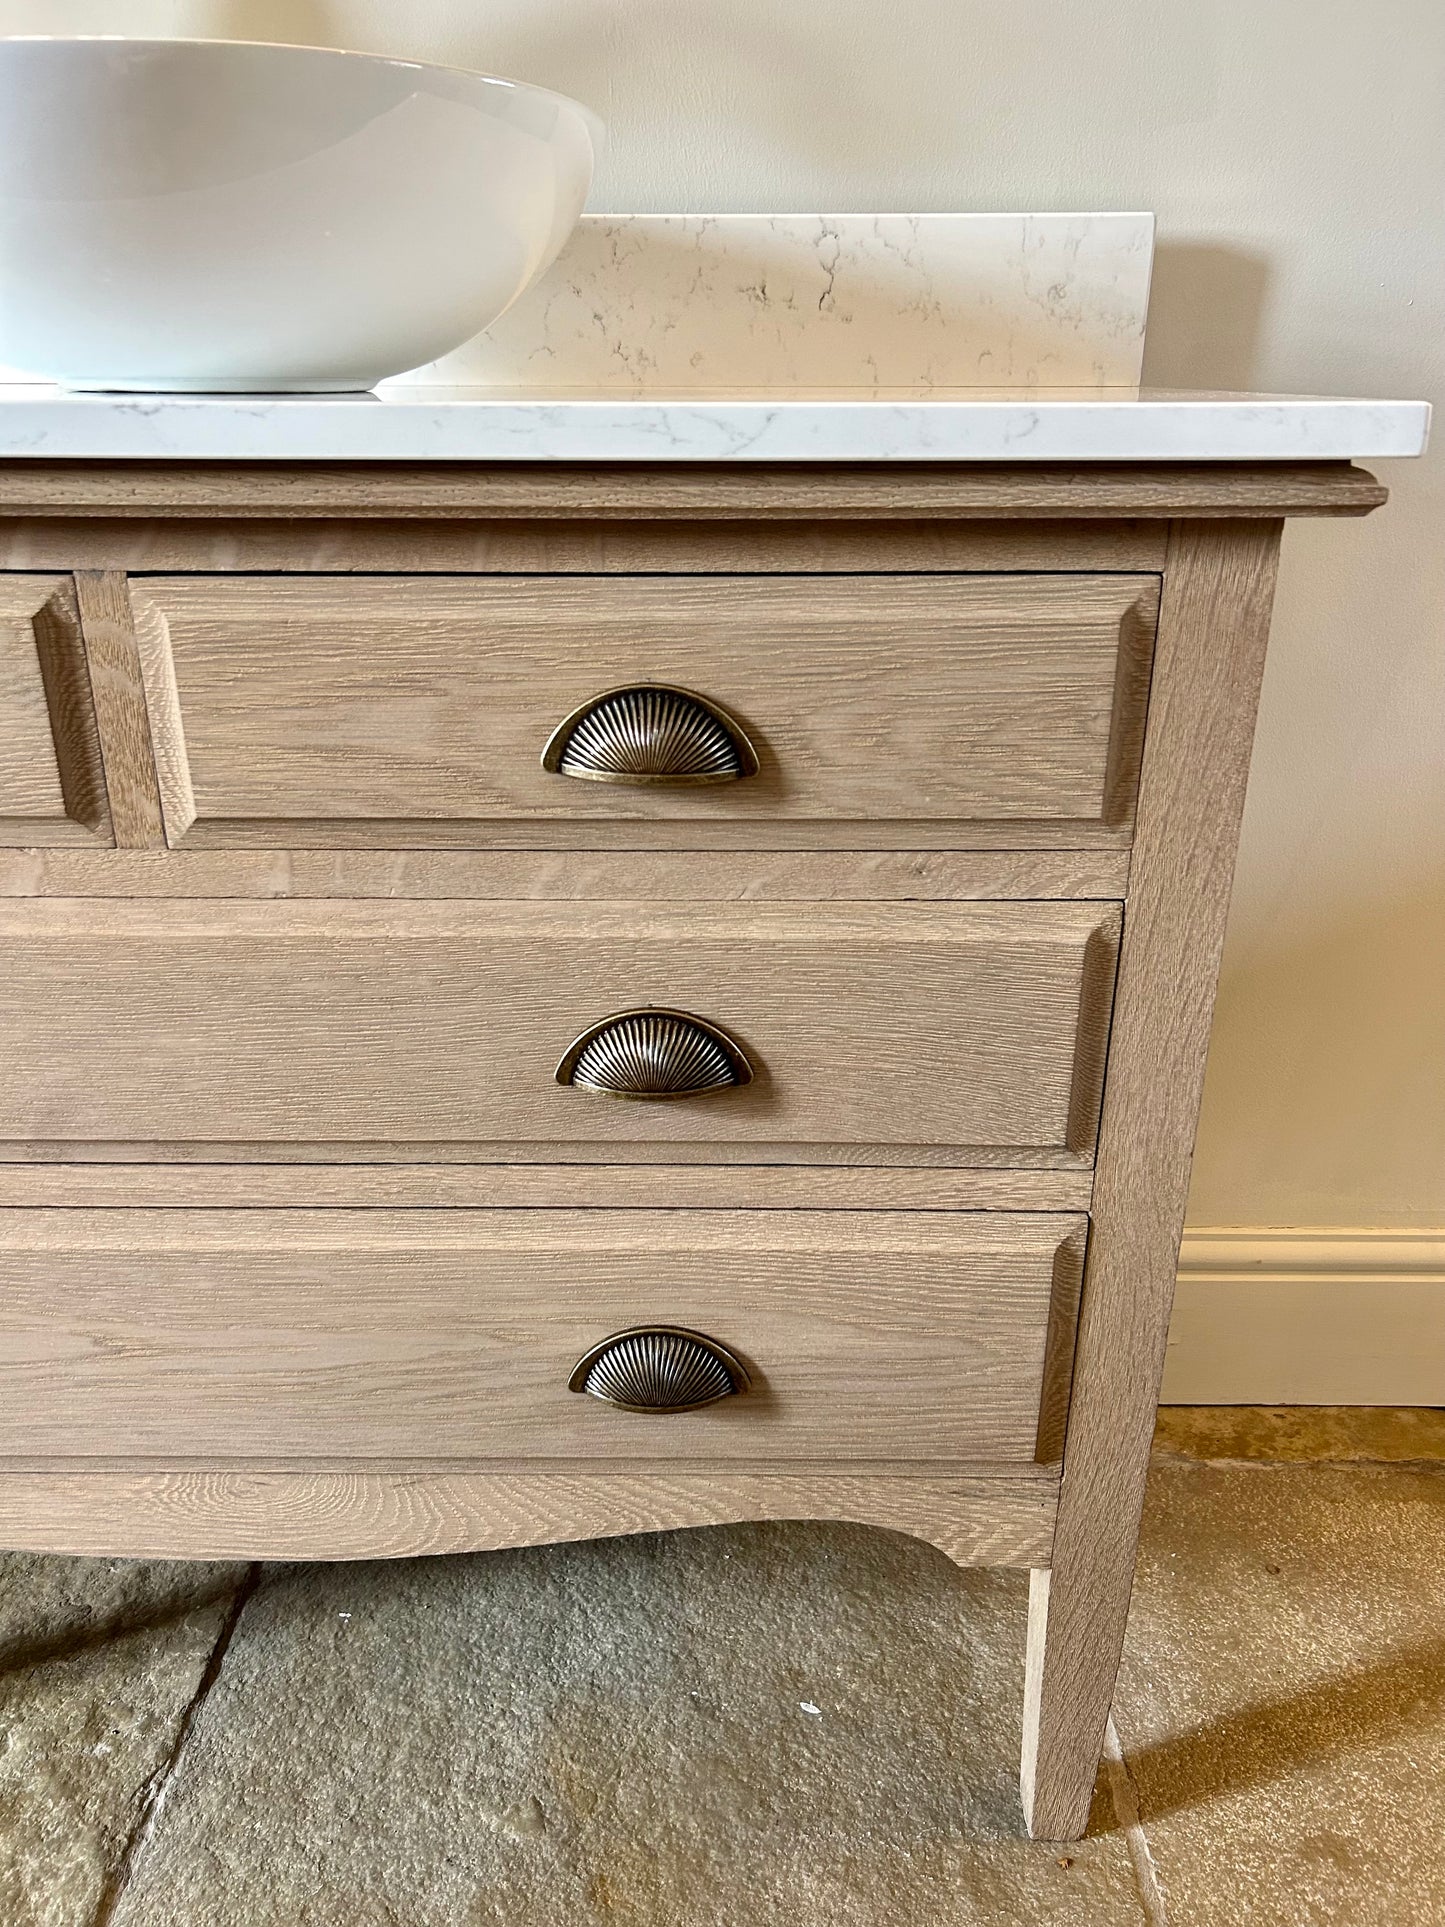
left=1152, top=1451, right=1445, bottom=1473
left=91, top=1562, right=263, bottom=1927
left=1103, top=1715, right=1169, bottom=1927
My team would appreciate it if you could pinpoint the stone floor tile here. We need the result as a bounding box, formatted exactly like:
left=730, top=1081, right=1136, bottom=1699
left=1116, top=1461, right=1445, bottom=1926
left=1153, top=1405, right=1445, bottom=1463
left=107, top=1523, right=1145, bottom=1927
left=0, top=1554, right=251, bottom=1927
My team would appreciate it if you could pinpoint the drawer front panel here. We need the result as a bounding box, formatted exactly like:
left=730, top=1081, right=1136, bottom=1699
left=0, top=1209, right=1084, bottom=1463
left=0, top=898, right=1118, bottom=1165
left=129, top=573, right=1158, bottom=848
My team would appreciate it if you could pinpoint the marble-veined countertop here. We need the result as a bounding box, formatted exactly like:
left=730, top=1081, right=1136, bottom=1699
left=0, top=218, right=1426, bottom=462
left=0, top=383, right=1427, bottom=462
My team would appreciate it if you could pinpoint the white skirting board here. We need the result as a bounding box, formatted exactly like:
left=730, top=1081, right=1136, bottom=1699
left=1162, top=1230, right=1445, bottom=1406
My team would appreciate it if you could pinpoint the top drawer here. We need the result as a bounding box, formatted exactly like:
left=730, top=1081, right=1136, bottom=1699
left=128, top=573, right=1158, bottom=850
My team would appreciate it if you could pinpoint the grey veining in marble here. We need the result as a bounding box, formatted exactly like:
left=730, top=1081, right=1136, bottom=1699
left=415, top=213, right=1156, bottom=392
left=0, top=214, right=1429, bottom=464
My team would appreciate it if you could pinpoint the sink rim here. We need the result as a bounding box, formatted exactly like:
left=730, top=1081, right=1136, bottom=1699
left=0, top=34, right=605, bottom=145
left=0, top=31, right=604, bottom=393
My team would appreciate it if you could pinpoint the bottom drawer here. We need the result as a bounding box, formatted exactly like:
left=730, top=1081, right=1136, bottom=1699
left=0, top=1209, right=1084, bottom=1465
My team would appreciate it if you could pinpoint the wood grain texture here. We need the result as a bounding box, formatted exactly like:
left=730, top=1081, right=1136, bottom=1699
left=0, top=1208, right=1083, bottom=1464
left=0, top=517, right=1169, bottom=575
left=0, top=465, right=1360, bottom=1830
left=1, top=1139, right=1094, bottom=1171
left=0, top=898, right=1120, bottom=1164
left=0, top=460, right=1385, bottom=520
left=0, top=1451, right=1053, bottom=1478
left=131, top=573, right=1157, bottom=849
left=0, top=575, right=109, bottom=846
left=1019, top=518, right=1284, bottom=1841
left=0, top=1163, right=1095, bottom=1212
left=128, top=582, right=195, bottom=842
left=72, top=571, right=166, bottom=848
left=0, top=1467, right=1058, bottom=1566
left=0, top=847, right=1131, bottom=902
left=1034, top=1224, right=1089, bottom=1466
left=117, top=818, right=1142, bottom=854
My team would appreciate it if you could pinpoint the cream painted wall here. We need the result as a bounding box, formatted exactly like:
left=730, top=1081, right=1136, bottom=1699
left=5, top=1, right=1443, bottom=1238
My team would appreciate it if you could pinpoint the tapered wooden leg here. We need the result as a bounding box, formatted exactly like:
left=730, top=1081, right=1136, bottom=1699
left=1022, top=1569, right=1092, bottom=1836
left=1020, top=1288, right=1169, bottom=1840
left=1020, top=518, right=1284, bottom=1840
left=1021, top=1476, right=1154, bottom=1839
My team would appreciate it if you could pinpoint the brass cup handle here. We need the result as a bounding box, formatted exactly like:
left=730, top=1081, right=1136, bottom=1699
left=569, top=1326, right=751, bottom=1413
left=555, top=1008, right=754, bottom=1101
left=541, top=682, right=759, bottom=786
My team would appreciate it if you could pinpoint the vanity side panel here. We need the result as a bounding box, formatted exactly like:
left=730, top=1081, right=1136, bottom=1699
left=1021, top=518, right=1284, bottom=1839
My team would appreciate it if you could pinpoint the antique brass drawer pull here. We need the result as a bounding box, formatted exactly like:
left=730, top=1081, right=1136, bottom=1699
left=569, top=1327, right=751, bottom=1413
left=541, top=682, right=759, bottom=785
left=555, top=1008, right=754, bottom=1100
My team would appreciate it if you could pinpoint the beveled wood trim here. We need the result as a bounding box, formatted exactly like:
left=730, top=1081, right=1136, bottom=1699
left=0, top=1162, right=1095, bottom=1212
left=0, top=461, right=1386, bottom=521
left=0, top=1454, right=1056, bottom=1478
left=1020, top=518, right=1284, bottom=1840
left=129, top=585, right=196, bottom=844
left=0, top=517, right=1169, bottom=575
left=0, top=847, right=1131, bottom=902
left=0, top=890, right=1117, bottom=940
left=0, top=1467, right=1058, bottom=1566
left=71, top=570, right=166, bottom=848
left=1034, top=1224, right=1087, bottom=1465
left=0, top=822, right=100, bottom=851
left=31, top=579, right=109, bottom=838
left=1065, top=921, right=1122, bottom=1159
left=1101, top=579, right=1159, bottom=829
left=0, top=1141, right=1092, bottom=1170
left=0, top=574, right=111, bottom=846
left=160, top=818, right=1136, bottom=852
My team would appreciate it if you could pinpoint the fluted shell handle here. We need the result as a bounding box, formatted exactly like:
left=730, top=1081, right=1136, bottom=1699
left=555, top=1008, right=754, bottom=1101
left=569, top=1327, right=752, bottom=1413
left=541, top=683, right=759, bottom=785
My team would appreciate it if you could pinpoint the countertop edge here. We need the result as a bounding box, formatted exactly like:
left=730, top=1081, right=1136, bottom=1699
left=0, top=392, right=1428, bottom=464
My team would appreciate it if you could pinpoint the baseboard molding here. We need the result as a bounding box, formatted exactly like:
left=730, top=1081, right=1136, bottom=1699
left=1163, top=1229, right=1445, bottom=1405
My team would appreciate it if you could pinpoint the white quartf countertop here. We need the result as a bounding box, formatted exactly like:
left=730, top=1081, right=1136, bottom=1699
left=0, top=384, right=1428, bottom=463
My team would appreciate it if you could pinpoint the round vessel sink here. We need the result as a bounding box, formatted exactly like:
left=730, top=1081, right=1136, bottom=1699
left=0, top=37, right=601, bottom=393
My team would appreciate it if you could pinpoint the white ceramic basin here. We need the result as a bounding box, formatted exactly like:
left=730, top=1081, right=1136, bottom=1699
left=0, top=37, right=600, bottom=392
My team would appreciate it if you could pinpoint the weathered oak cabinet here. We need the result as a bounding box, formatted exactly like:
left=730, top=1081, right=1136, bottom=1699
left=0, top=457, right=1386, bottom=1838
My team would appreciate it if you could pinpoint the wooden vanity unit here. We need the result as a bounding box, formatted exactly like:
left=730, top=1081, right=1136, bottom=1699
left=0, top=455, right=1389, bottom=1838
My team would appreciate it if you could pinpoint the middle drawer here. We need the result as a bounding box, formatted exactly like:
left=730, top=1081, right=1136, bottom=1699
left=0, top=897, right=1118, bottom=1165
